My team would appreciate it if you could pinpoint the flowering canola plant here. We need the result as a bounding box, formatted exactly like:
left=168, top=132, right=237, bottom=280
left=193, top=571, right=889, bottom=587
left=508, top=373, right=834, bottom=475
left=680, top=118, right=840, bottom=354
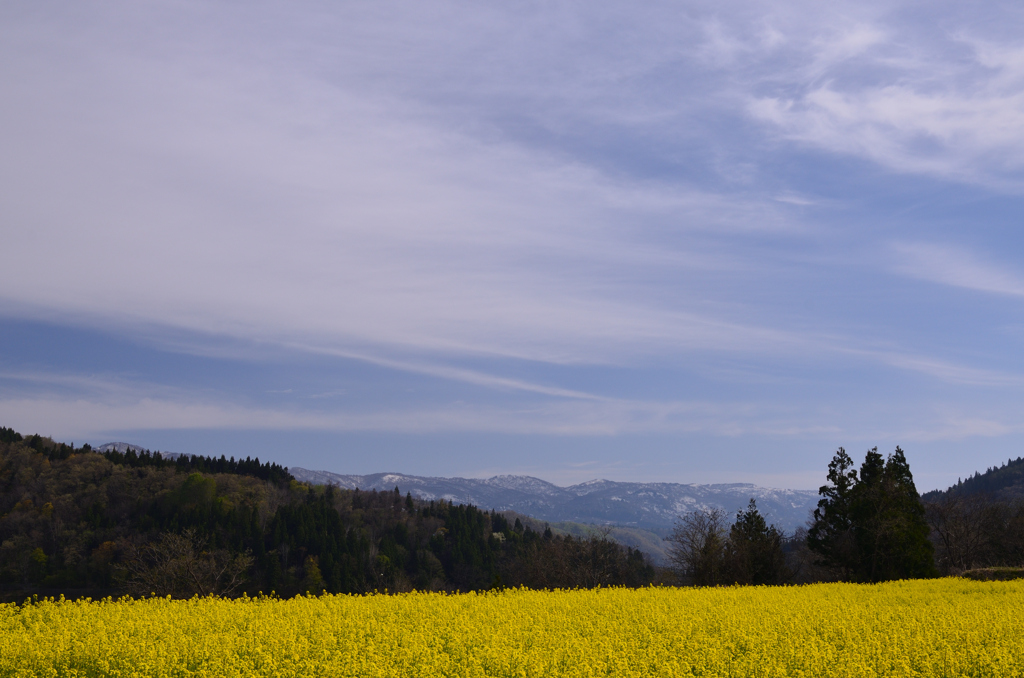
left=1, top=579, right=1022, bottom=677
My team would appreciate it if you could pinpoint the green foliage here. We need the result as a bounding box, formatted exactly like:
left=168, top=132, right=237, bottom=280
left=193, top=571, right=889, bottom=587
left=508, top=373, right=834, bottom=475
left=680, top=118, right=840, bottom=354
left=0, top=426, right=655, bottom=599
left=0, top=427, right=22, bottom=444
left=809, top=446, right=936, bottom=582
left=807, top=448, right=859, bottom=578
left=726, top=500, right=789, bottom=585
left=100, top=446, right=293, bottom=485
left=301, top=556, right=324, bottom=593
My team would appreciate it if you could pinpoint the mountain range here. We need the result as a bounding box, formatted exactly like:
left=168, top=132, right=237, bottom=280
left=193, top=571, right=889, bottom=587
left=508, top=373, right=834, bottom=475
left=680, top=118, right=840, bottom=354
left=289, top=468, right=819, bottom=535
left=94, top=441, right=820, bottom=534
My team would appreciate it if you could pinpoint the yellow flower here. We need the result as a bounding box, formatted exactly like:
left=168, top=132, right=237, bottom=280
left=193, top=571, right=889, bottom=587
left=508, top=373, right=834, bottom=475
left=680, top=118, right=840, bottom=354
left=1, top=580, right=1022, bottom=677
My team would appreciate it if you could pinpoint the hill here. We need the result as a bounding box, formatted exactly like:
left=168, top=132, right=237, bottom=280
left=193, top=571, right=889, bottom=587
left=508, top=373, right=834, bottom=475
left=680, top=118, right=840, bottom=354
left=496, top=510, right=671, bottom=564
left=921, top=456, right=1024, bottom=502
left=0, top=427, right=655, bottom=600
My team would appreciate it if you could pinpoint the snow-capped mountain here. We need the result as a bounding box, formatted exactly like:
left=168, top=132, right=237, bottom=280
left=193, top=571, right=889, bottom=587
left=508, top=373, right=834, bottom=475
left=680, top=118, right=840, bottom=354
left=95, top=442, right=150, bottom=454
left=288, top=468, right=819, bottom=534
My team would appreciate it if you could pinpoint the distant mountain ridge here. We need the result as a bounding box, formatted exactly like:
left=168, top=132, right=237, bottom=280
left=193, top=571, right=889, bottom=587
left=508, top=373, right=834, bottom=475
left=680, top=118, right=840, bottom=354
left=289, top=468, right=818, bottom=534
left=95, top=442, right=183, bottom=459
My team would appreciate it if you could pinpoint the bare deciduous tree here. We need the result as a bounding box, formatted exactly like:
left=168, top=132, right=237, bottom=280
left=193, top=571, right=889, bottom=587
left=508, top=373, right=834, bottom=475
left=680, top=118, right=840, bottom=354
left=927, top=493, right=994, bottom=575
left=118, top=528, right=252, bottom=597
left=667, top=507, right=728, bottom=586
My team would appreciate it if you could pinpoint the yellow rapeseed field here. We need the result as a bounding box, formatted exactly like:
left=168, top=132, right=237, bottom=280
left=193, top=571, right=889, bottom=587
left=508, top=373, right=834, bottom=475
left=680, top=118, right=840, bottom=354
left=1, top=579, right=1022, bottom=677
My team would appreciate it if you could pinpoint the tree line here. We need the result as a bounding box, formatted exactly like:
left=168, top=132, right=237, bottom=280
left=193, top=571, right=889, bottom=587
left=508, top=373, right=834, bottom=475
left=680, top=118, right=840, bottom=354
left=668, top=446, right=936, bottom=585
left=0, top=428, right=292, bottom=485
left=668, top=445, right=1024, bottom=586
left=4, top=423, right=1022, bottom=597
left=0, top=428, right=653, bottom=600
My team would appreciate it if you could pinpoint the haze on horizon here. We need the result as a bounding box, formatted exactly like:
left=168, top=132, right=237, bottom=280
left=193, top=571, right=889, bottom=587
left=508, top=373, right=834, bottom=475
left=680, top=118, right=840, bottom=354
left=4, top=0, right=1024, bottom=492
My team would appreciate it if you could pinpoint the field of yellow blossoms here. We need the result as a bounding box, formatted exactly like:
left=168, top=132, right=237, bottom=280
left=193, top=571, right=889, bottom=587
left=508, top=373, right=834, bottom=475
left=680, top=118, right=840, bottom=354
left=2, top=579, right=1022, bottom=677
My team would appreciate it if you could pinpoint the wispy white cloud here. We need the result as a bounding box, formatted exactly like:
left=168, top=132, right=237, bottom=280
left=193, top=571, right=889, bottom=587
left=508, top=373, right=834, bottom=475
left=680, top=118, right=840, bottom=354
left=0, top=367, right=831, bottom=439
left=773, top=193, right=817, bottom=206
left=894, top=417, right=1021, bottom=443
left=0, top=4, right=818, bottom=368
left=3, top=1, right=1024, bottom=484
left=10, top=0, right=1014, bottom=375
left=891, top=242, right=1024, bottom=299
left=740, top=12, right=1024, bottom=185
left=829, top=346, right=1024, bottom=388
left=0, top=393, right=727, bottom=439
left=4, top=362, right=1017, bottom=446
left=7, top=384, right=1018, bottom=450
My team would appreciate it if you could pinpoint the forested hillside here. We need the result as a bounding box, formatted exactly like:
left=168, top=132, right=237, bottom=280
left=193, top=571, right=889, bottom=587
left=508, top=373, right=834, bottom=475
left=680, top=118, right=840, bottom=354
left=919, top=455, right=1024, bottom=575
left=0, top=427, right=654, bottom=600
left=922, top=456, right=1024, bottom=502
left=9, top=423, right=1023, bottom=597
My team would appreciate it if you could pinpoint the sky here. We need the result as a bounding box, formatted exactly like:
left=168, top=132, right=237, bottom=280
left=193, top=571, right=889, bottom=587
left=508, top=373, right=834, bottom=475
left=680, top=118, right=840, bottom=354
left=3, top=0, right=1024, bottom=491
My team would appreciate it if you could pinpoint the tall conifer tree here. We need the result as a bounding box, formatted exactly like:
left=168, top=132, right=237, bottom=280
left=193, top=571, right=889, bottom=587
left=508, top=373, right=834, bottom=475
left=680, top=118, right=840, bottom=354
left=810, top=446, right=936, bottom=581
left=807, top=447, right=860, bottom=579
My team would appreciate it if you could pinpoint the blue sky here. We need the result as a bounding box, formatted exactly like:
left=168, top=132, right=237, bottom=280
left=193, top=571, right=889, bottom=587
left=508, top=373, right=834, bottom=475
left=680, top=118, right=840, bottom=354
left=3, top=0, right=1024, bottom=490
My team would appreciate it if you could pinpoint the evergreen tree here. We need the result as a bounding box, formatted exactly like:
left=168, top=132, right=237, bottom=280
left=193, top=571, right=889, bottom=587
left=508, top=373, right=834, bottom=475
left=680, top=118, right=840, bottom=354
left=853, top=446, right=936, bottom=581
left=850, top=447, right=886, bottom=581
left=725, top=499, right=788, bottom=585
left=810, top=446, right=936, bottom=582
left=807, top=447, right=859, bottom=579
